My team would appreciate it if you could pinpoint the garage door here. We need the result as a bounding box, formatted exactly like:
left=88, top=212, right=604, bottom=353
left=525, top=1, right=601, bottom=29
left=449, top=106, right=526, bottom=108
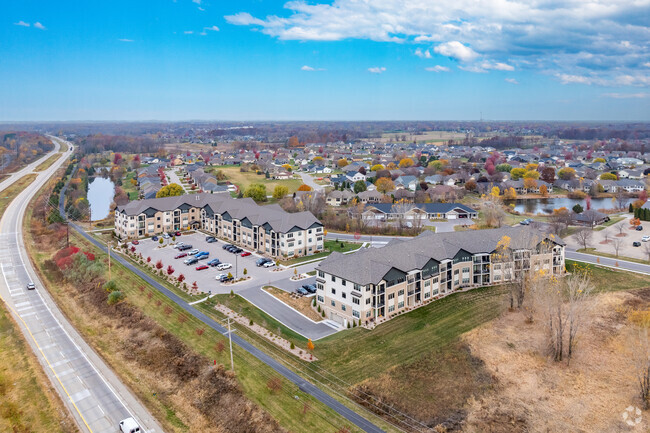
left=329, top=312, right=347, bottom=327
left=447, top=214, right=457, bottom=219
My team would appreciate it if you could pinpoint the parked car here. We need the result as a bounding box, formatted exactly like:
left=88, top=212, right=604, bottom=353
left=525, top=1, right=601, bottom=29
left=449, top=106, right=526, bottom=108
left=173, top=242, right=185, bottom=249
left=216, top=263, right=232, bottom=271
left=633, top=241, right=641, bottom=247
left=151, top=236, right=159, bottom=241
left=302, top=284, right=317, bottom=293
left=189, top=249, right=199, bottom=255
left=174, top=252, right=188, bottom=259
left=178, top=244, right=193, bottom=251
left=131, top=240, right=139, bottom=245
left=119, top=417, right=142, bottom=433
left=225, top=245, right=237, bottom=252
left=207, top=258, right=221, bottom=267
left=222, top=244, right=234, bottom=250
left=256, top=258, right=272, bottom=267
left=195, top=251, right=210, bottom=259
left=206, top=236, right=217, bottom=243
left=216, top=273, right=233, bottom=282
left=643, top=235, right=650, bottom=242
left=232, top=248, right=243, bottom=254
left=196, top=264, right=209, bottom=270
left=241, top=251, right=251, bottom=257
left=175, top=231, right=182, bottom=236
left=637, top=225, right=644, bottom=231
left=295, top=287, right=309, bottom=296
left=162, top=233, right=170, bottom=239
left=184, top=257, right=199, bottom=265
left=263, top=261, right=276, bottom=268
left=27, top=282, right=35, bottom=290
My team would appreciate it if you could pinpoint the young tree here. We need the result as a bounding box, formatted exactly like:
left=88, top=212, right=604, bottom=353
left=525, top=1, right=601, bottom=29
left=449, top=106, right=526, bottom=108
left=156, top=183, right=184, bottom=198
left=539, top=184, right=549, bottom=197
left=166, top=265, right=175, bottom=275
left=611, top=237, right=624, bottom=257
left=244, top=183, right=267, bottom=201
left=155, top=260, right=163, bottom=270
left=272, top=185, right=289, bottom=200
left=353, top=180, right=367, bottom=194
left=574, top=228, right=592, bottom=250
left=375, top=178, right=395, bottom=194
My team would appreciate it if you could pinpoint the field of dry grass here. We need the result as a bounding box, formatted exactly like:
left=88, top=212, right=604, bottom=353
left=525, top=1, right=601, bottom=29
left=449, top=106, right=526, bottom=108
left=0, top=302, right=78, bottom=433
left=463, top=289, right=650, bottom=432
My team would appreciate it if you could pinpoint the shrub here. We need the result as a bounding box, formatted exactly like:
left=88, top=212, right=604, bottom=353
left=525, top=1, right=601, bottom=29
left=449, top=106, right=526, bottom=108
left=290, top=342, right=295, bottom=350
left=321, top=310, right=325, bottom=317
left=107, top=291, right=124, bottom=305
left=103, top=280, right=118, bottom=292
left=249, top=319, right=253, bottom=326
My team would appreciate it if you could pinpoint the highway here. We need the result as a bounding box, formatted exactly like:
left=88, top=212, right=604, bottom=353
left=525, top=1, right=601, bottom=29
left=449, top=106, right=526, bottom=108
left=0, top=136, right=163, bottom=433
left=0, top=136, right=61, bottom=192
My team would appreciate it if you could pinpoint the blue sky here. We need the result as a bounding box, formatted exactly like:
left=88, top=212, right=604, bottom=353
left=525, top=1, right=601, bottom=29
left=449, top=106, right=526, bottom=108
left=2, top=0, right=649, bottom=121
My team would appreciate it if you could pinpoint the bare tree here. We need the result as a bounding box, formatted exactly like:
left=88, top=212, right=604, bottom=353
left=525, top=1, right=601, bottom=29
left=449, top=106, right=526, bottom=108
left=565, top=271, right=593, bottom=363
left=614, top=190, right=629, bottom=210
left=392, top=199, right=415, bottom=229
left=611, top=237, right=624, bottom=257
left=574, top=228, right=593, bottom=250
left=644, top=242, right=650, bottom=263
left=483, top=201, right=506, bottom=228
left=615, top=221, right=627, bottom=236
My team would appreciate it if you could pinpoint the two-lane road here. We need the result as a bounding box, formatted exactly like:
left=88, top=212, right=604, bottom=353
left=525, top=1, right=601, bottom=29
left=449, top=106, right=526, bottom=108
left=0, top=135, right=61, bottom=192
left=0, top=137, right=163, bottom=433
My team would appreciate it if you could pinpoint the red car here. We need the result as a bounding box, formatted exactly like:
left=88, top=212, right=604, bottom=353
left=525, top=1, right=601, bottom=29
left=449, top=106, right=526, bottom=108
left=174, top=253, right=187, bottom=259
left=132, top=240, right=139, bottom=245
left=195, top=264, right=209, bottom=270
left=241, top=251, right=251, bottom=257
left=175, top=231, right=182, bottom=236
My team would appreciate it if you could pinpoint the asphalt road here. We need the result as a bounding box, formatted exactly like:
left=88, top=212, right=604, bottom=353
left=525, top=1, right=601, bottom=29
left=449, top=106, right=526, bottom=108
left=0, top=136, right=61, bottom=192
left=0, top=137, right=163, bottom=433
left=299, top=171, right=324, bottom=191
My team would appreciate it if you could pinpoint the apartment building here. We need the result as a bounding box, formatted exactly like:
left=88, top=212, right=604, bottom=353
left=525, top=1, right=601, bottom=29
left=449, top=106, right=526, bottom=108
left=115, top=194, right=324, bottom=258
left=315, top=226, right=565, bottom=328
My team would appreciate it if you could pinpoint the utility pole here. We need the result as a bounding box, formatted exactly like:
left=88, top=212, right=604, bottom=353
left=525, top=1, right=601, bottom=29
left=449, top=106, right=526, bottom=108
left=227, top=318, right=234, bottom=372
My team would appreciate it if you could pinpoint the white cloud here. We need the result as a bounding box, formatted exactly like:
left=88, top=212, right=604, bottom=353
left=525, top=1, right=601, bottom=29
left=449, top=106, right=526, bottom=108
left=301, top=65, right=326, bottom=71
left=118, top=38, right=134, bottom=42
left=603, top=92, right=650, bottom=99
left=184, top=30, right=194, bottom=34
left=33, top=22, right=46, bottom=30
left=434, top=41, right=478, bottom=62
left=204, top=25, right=219, bottom=32
left=198, top=7, right=205, bottom=11
left=192, top=0, right=201, bottom=4
left=425, top=65, right=449, bottom=72
left=14, top=21, right=30, bottom=27
left=414, top=48, right=431, bottom=59
left=505, top=78, right=519, bottom=84
left=368, top=67, right=386, bottom=74
left=227, top=0, right=650, bottom=86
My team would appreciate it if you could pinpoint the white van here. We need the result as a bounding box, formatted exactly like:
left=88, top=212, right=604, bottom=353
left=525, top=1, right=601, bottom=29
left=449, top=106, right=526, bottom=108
left=119, top=417, right=142, bottom=433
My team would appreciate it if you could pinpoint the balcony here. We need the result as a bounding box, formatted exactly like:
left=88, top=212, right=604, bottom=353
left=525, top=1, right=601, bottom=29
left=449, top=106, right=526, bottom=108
left=351, top=290, right=362, bottom=298
left=373, top=302, right=385, bottom=308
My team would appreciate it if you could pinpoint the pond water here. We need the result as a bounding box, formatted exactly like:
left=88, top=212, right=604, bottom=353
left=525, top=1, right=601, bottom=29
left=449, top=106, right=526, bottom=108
left=87, top=177, right=115, bottom=221
left=510, top=197, right=628, bottom=215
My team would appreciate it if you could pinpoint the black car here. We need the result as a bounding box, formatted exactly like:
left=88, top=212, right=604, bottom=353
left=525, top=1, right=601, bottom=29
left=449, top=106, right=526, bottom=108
left=637, top=225, right=643, bottom=231
left=218, top=274, right=234, bottom=283
left=226, top=245, right=238, bottom=252
left=232, top=247, right=243, bottom=254
left=633, top=241, right=641, bottom=247
left=256, top=257, right=271, bottom=267
left=222, top=244, right=233, bottom=250
left=206, top=236, right=217, bottom=243
left=295, top=287, right=309, bottom=296
left=302, top=284, right=317, bottom=294
left=178, top=244, right=193, bottom=251
left=151, top=236, right=159, bottom=241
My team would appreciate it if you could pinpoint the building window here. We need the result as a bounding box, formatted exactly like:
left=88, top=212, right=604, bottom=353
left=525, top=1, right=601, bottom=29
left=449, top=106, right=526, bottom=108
left=366, top=298, right=371, bottom=304
left=317, top=295, right=324, bottom=302
left=352, top=297, right=360, bottom=305
left=388, top=293, right=395, bottom=300
left=424, top=291, right=430, bottom=299
left=388, top=305, right=395, bottom=312
left=398, top=301, right=404, bottom=309
left=398, top=289, right=404, bottom=296
left=341, top=305, right=346, bottom=311
left=353, top=310, right=360, bottom=318
left=331, top=288, right=336, bottom=295
left=318, top=271, right=324, bottom=278
left=331, top=276, right=335, bottom=282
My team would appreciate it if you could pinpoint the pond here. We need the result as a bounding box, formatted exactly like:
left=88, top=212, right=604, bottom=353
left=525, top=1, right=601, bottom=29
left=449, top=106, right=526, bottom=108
left=510, top=197, right=628, bottom=215
left=87, top=177, right=115, bottom=221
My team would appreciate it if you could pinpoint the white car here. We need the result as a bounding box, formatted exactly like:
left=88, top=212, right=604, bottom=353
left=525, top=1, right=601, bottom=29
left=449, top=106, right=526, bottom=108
left=216, top=263, right=232, bottom=271
left=643, top=235, right=650, bottom=242
left=162, top=233, right=170, bottom=239
left=119, top=417, right=141, bottom=433
left=215, top=273, right=227, bottom=280
left=263, top=261, right=275, bottom=268
left=173, top=242, right=185, bottom=249
left=188, top=249, right=199, bottom=255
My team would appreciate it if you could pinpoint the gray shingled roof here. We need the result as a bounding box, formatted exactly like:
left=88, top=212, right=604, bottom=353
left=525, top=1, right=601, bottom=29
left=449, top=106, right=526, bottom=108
left=317, top=226, right=564, bottom=285
left=116, top=193, right=321, bottom=233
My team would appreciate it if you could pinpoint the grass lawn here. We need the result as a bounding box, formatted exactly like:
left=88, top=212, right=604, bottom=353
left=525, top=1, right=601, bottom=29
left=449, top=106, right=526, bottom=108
left=602, top=215, right=626, bottom=227
left=280, top=239, right=362, bottom=265
left=0, top=302, right=77, bottom=433
left=0, top=174, right=37, bottom=220
left=209, top=165, right=302, bottom=194
left=122, top=171, right=139, bottom=200
left=566, top=259, right=650, bottom=292
left=34, top=153, right=62, bottom=172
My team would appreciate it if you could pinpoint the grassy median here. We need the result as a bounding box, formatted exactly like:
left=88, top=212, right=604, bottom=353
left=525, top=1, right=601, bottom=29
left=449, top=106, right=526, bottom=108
left=34, top=153, right=62, bottom=172
left=0, top=173, right=38, bottom=220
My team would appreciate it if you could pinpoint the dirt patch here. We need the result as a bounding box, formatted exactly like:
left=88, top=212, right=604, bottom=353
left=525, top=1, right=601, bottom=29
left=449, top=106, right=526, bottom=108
left=264, top=286, right=323, bottom=322
left=463, top=290, right=650, bottom=433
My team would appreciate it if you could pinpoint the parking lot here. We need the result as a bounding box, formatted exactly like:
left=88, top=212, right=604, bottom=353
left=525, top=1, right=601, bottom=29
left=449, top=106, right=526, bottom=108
left=129, top=232, right=341, bottom=340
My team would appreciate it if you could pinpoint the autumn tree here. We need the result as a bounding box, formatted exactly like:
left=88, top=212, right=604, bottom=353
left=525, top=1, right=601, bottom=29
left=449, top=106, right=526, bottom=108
left=523, top=170, right=540, bottom=180
left=156, top=183, right=184, bottom=198
left=244, top=183, right=267, bottom=201
left=337, top=158, right=349, bottom=168
left=600, top=172, right=617, bottom=180
left=297, top=184, right=313, bottom=192
left=370, top=164, right=384, bottom=172
left=398, top=158, right=414, bottom=168
left=496, top=163, right=512, bottom=172
left=539, top=184, right=549, bottom=196
left=272, top=185, right=289, bottom=200
left=465, top=179, right=477, bottom=191
left=287, top=136, right=300, bottom=147
left=375, top=177, right=395, bottom=194
left=510, top=168, right=526, bottom=180
left=523, top=178, right=537, bottom=190
left=541, top=166, right=556, bottom=183
left=503, top=187, right=517, bottom=200
left=557, top=167, right=576, bottom=180
left=307, top=339, right=315, bottom=351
